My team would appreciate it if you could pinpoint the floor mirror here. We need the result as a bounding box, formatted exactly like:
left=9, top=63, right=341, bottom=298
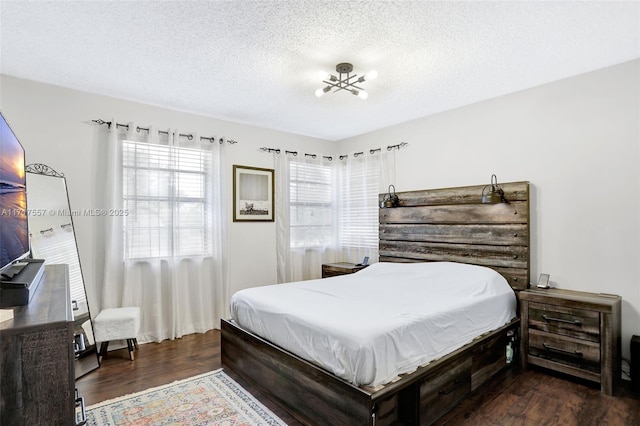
left=25, top=163, right=100, bottom=378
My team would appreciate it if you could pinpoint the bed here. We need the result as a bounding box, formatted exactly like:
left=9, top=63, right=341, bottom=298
left=222, top=181, right=530, bottom=425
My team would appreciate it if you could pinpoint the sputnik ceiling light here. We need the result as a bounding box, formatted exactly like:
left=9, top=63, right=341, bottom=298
left=315, top=63, right=378, bottom=100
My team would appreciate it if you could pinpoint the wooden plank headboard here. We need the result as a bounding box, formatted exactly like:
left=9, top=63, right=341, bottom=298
left=379, top=181, right=530, bottom=291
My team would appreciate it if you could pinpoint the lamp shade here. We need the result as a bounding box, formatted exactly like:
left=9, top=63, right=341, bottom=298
left=481, top=174, right=505, bottom=204
left=481, top=190, right=504, bottom=204
left=380, top=184, right=399, bottom=208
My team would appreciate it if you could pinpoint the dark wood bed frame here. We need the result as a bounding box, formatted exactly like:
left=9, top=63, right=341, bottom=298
left=222, top=181, right=530, bottom=425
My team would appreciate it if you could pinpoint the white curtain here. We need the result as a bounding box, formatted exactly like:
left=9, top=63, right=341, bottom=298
left=334, top=150, right=396, bottom=263
left=100, top=121, right=229, bottom=342
left=275, top=149, right=395, bottom=283
left=275, top=153, right=338, bottom=283
left=274, top=152, right=291, bottom=284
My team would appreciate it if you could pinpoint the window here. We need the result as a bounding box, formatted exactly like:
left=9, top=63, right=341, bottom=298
left=287, top=157, right=381, bottom=250
left=337, top=159, right=380, bottom=249
left=289, top=160, right=333, bottom=248
left=122, top=141, right=211, bottom=259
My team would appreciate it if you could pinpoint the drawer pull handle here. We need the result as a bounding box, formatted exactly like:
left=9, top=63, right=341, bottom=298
left=439, top=379, right=463, bottom=395
left=542, top=314, right=582, bottom=326
left=543, top=343, right=583, bottom=357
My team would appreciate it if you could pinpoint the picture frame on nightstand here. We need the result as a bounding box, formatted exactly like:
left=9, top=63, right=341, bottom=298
left=356, top=256, right=369, bottom=266
left=536, top=273, right=550, bottom=288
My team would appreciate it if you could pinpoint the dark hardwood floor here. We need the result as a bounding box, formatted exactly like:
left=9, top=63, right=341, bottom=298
left=434, top=365, right=639, bottom=426
left=76, top=330, right=640, bottom=425
left=76, top=329, right=301, bottom=425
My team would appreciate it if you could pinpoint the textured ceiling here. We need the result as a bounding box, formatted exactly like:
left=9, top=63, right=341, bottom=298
left=1, top=1, right=638, bottom=141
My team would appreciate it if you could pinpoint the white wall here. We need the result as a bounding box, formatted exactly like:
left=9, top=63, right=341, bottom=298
left=2, top=59, right=638, bottom=361
left=0, top=74, right=334, bottom=319
left=340, top=59, right=640, bottom=360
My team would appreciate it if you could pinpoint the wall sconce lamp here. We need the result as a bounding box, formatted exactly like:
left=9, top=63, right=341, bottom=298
left=380, top=184, right=399, bottom=208
left=481, top=174, right=506, bottom=204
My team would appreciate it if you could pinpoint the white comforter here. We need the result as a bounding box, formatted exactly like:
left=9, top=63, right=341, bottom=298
left=230, top=261, right=516, bottom=387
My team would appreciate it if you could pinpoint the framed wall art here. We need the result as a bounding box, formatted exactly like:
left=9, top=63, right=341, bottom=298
left=233, top=165, right=274, bottom=222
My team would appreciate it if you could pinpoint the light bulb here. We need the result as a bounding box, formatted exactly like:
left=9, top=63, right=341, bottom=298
left=366, top=70, right=378, bottom=80
left=357, top=90, right=368, bottom=100
left=318, top=70, right=331, bottom=81
left=315, top=86, right=331, bottom=98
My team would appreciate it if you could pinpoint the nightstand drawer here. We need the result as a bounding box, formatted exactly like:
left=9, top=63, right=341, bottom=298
left=528, top=302, right=600, bottom=342
left=529, top=329, right=600, bottom=372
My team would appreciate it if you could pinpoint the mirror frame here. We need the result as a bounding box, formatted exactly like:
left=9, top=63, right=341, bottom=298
left=25, top=163, right=100, bottom=378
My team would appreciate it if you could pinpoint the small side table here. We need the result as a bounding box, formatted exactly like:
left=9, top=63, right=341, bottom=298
left=321, top=262, right=368, bottom=278
left=519, top=288, right=621, bottom=395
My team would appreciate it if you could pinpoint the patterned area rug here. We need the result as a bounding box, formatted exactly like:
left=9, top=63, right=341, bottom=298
left=86, top=368, right=288, bottom=425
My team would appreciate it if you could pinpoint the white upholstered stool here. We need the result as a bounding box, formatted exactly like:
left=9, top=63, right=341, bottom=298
left=93, top=307, right=141, bottom=361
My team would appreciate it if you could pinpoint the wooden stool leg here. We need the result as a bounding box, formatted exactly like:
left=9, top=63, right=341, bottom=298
left=127, top=339, right=135, bottom=361
left=99, top=341, right=109, bottom=362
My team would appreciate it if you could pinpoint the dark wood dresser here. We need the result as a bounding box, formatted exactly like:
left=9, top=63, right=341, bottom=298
left=321, top=262, right=368, bottom=278
left=0, top=265, right=76, bottom=425
left=519, top=288, right=621, bottom=395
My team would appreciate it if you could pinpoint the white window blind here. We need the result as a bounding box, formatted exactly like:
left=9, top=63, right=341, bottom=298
left=338, top=159, right=380, bottom=249
left=289, top=161, right=333, bottom=248
left=122, top=141, right=211, bottom=259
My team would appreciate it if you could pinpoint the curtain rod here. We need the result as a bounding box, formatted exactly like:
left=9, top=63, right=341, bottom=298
left=259, top=147, right=333, bottom=161
left=259, top=142, right=407, bottom=160
left=92, top=119, right=238, bottom=144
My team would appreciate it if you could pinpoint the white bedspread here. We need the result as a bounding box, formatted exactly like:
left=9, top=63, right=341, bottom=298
left=230, top=261, right=516, bottom=387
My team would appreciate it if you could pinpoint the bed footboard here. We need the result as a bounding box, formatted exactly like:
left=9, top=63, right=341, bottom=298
left=222, top=318, right=520, bottom=426
left=221, top=319, right=376, bottom=425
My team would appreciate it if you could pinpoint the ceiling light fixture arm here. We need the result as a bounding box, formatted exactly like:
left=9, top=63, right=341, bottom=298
left=315, top=62, right=375, bottom=99
left=321, top=75, right=365, bottom=93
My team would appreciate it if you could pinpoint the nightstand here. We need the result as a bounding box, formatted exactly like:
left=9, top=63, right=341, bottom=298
left=321, top=262, right=368, bottom=278
left=519, top=288, right=621, bottom=395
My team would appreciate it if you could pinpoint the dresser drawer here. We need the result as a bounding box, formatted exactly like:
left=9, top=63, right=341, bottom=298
left=419, top=357, right=471, bottom=424
left=528, top=329, right=600, bottom=373
left=528, top=302, right=600, bottom=342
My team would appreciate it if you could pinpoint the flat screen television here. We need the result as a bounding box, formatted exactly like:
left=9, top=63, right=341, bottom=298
left=0, top=111, right=29, bottom=274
